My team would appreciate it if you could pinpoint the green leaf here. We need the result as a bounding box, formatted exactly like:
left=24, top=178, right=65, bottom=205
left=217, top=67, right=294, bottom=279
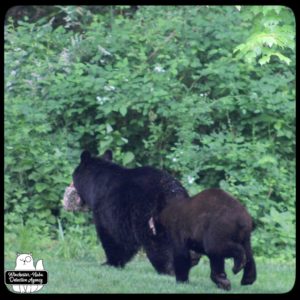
left=258, top=54, right=271, bottom=65
left=272, top=52, right=291, bottom=65
left=106, top=123, right=113, bottom=133
left=119, top=106, right=127, bottom=117
left=257, top=155, right=277, bottom=165
left=35, top=183, right=48, bottom=193
left=122, top=152, right=134, bottom=165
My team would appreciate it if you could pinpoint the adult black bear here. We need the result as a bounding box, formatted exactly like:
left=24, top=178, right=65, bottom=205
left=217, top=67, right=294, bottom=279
left=72, top=150, right=200, bottom=275
left=151, top=188, right=256, bottom=290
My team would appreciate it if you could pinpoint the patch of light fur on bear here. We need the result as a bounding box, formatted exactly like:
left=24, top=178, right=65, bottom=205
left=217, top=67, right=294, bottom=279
left=148, top=217, right=156, bottom=235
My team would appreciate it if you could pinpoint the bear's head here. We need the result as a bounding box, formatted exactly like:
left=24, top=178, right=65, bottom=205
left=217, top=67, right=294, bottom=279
left=80, top=149, right=113, bottom=164
left=70, top=149, right=114, bottom=211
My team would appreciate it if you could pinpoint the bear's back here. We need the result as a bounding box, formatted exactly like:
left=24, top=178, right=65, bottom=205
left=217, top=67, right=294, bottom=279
left=73, top=156, right=188, bottom=215
left=191, top=188, right=245, bottom=211
left=129, top=166, right=188, bottom=200
left=189, top=188, right=253, bottom=233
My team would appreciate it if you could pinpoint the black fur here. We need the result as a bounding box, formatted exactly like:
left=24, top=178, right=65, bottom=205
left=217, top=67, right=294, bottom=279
left=72, top=150, right=198, bottom=274
left=156, top=188, right=257, bottom=290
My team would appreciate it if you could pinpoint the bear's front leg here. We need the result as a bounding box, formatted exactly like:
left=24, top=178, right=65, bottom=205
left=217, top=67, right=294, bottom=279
left=173, top=247, right=191, bottom=283
left=95, top=223, right=139, bottom=268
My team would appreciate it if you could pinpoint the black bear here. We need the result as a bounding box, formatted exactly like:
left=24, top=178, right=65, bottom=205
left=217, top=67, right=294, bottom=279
left=72, top=150, right=200, bottom=275
left=150, top=188, right=256, bottom=290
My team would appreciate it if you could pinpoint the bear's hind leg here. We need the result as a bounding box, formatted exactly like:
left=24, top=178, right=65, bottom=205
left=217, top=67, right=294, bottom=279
left=204, top=232, right=246, bottom=275
left=209, top=256, right=231, bottom=290
left=223, top=242, right=247, bottom=275
left=241, top=239, right=256, bottom=285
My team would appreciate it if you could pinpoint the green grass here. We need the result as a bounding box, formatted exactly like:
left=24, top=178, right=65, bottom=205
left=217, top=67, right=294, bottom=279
left=5, top=254, right=295, bottom=294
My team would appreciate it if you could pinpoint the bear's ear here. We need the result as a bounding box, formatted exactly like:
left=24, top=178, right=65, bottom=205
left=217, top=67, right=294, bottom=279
left=102, top=149, right=113, bottom=161
left=81, top=150, right=91, bottom=163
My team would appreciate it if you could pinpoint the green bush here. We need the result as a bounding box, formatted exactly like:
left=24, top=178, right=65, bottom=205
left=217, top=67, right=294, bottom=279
left=5, top=6, right=295, bottom=261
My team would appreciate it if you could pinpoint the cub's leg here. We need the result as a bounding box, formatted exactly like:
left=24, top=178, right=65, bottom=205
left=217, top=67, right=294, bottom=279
left=241, top=238, right=257, bottom=285
left=208, top=256, right=231, bottom=290
left=173, top=246, right=192, bottom=283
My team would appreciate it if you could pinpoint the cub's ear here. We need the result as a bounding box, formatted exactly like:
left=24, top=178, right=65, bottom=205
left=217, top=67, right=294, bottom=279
left=81, top=150, right=91, bottom=163
left=102, top=149, right=113, bottom=161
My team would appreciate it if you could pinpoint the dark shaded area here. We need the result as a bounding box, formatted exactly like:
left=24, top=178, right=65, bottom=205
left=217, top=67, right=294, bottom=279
left=5, top=5, right=139, bottom=29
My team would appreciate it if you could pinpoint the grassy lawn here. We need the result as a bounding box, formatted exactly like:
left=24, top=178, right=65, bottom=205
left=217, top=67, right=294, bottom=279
left=5, top=254, right=295, bottom=294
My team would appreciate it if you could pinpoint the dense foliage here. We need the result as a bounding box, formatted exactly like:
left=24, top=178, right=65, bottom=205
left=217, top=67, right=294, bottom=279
left=5, top=6, right=295, bottom=261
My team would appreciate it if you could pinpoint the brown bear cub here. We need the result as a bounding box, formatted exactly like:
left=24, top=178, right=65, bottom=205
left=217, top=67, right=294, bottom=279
left=150, top=188, right=256, bottom=290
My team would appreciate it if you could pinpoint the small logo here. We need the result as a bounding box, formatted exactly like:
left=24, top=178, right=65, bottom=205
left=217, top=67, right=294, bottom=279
left=5, top=253, right=47, bottom=293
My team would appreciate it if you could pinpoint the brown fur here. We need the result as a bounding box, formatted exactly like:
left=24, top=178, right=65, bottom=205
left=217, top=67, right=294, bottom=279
left=155, top=188, right=257, bottom=290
